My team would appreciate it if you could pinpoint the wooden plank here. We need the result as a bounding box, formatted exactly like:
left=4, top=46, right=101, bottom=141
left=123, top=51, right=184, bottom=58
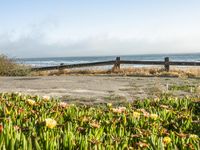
left=32, top=60, right=115, bottom=71
left=120, top=60, right=164, bottom=65
left=121, top=60, right=200, bottom=66
left=169, top=61, right=200, bottom=66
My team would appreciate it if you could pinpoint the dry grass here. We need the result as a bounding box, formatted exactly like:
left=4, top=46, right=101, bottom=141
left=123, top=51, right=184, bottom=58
left=31, top=66, right=200, bottom=78
left=0, top=55, right=31, bottom=76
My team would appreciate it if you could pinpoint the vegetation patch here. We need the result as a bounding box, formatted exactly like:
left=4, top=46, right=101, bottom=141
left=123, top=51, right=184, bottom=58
left=169, top=84, right=198, bottom=93
left=32, top=67, right=200, bottom=78
left=0, top=55, right=30, bottom=76
left=0, top=93, right=199, bottom=149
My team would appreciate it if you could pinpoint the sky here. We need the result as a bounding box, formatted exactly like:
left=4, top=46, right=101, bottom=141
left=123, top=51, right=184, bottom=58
left=0, top=0, right=200, bottom=58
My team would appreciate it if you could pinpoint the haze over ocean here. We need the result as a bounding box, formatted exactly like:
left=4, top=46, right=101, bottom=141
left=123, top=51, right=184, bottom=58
left=1, top=1, right=200, bottom=57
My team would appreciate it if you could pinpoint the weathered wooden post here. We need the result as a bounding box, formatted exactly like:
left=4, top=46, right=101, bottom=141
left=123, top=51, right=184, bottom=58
left=114, top=57, right=120, bottom=70
left=58, top=63, right=65, bottom=72
left=164, top=57, right=170, bottom=72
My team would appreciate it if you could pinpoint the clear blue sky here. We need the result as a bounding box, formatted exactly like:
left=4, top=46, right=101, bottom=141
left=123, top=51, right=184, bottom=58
left=0, top=0, right=200, bottom=58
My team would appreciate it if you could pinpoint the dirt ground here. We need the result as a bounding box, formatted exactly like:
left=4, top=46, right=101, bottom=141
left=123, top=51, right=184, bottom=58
left=0, top=75, right=199, bottom=104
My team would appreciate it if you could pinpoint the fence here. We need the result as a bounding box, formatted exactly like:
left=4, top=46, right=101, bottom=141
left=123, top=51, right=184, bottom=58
left=31, top=57, right=200, bottom=72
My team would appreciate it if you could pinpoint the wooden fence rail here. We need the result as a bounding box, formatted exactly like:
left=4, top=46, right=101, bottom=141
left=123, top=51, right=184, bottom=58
left=31, top=57, right=200, bottom=72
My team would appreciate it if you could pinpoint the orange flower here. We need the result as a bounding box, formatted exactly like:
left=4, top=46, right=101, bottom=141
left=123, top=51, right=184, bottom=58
left=0, top=124, right=3, bottom=133
left=18, top=108, right=24, bottom=114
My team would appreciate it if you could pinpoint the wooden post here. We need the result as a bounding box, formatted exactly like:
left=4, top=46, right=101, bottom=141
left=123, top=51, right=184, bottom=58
left=164, top=57, right=170, bottom=72
left=59, top=63, right=64, bottom=70
left=113, top=57, right=120, bottom=70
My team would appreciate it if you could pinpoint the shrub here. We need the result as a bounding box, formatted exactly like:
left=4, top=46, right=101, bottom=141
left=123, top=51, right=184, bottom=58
left=0, top=54, right=30, bottom=76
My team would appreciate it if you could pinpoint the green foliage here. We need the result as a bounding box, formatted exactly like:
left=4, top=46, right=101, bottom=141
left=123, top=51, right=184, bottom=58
left=0, top=55, right=30, bottom=76
left=0, top=93, right=199, bottom=149
left=169, top=84, right=197, bottom=93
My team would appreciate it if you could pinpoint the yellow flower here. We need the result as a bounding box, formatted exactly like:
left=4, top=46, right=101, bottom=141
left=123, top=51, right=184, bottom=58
left=107, top=103, right=112, bottom=107
left=189, top=134, right=199, bottom=140
left=15, top=92, right=22, bottom=96
left=133, top=112, right=140, bottom=118
left=163, top=136, right=171, bottom=144
left=27, top=99, right=36, bottom=106
left=153, top=98, right=160, bottom=102
left=70, top=104, right=75, bottom=107
left=45, top=118, right=57, bottom=129
left=150, top=114, right=158, bottom=120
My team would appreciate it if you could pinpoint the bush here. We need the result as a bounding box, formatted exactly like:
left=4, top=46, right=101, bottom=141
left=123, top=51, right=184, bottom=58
left=0, top=55, right=31, bottom=76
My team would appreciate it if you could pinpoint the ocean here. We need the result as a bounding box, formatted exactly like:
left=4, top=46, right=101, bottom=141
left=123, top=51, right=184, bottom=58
left=17, top=53, right=200, bottom=67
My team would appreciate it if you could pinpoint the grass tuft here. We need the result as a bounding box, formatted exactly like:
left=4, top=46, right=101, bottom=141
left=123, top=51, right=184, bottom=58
left=32, top=66, right=200, bottom=78
left=0, top=55, right=31, bottom=76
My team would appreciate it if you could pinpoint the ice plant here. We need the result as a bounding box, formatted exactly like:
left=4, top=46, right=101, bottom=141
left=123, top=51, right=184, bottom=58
left=119, top=107, right=126, bottom=111
left=136, top=142, right=149, bottom=148
left=27, top=99, right=36, bottom=106
left=150, top=114, right=158, bottom=120
left=189, top=134, right=199, bottom=140
left=0, top=124, right=3, bottom=133
left=107, top=103, right=112, bottom=107
left=90, top=122, right=100, bottom=128
left=42, top=95, right=50, bottom=101
left=163, top=137, right=171, bottom=145
left=160, top=104, right=169, bottom=109
left=0, top=93, right=199, bottom=149
left=15, top=92, right=22, bottom=96
left=112, top=108, right=122, bottom=113
left=133, top=111, right=140, bottom=118
left=5, top=107, right=11, bottom=115
left=59, top=102, right=69, bottom=108
left=112, top=107, right=126, bottom=113
left=14, top=125, right=20, bottom=131
left=153, top=97, right=160, bottom=102
left=45, top=118, right=57, bottom=129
